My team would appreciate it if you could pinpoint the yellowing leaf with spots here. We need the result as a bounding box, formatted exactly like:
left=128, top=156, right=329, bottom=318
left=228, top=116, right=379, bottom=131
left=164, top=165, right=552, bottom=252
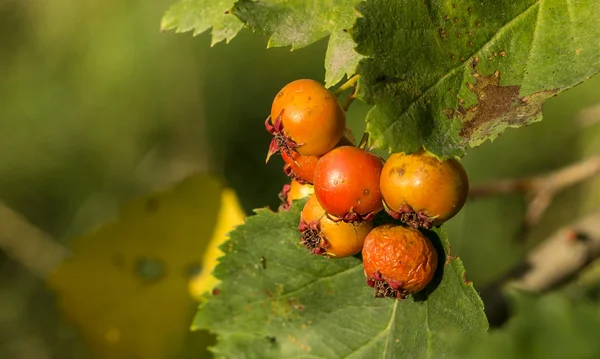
left=47, top=174, right=245, bottom=359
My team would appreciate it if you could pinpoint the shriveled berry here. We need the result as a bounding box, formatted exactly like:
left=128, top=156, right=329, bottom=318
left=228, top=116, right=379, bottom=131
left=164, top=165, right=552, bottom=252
left=313, top=146, right=384, bottom=222
left=299, top=195, right=372, bottom=258
left=380, top=151, right=469, bottom=228
left=362, top=224, right=438, bottom=299
left=279, top=179, right=314, bottom=211
left=266, top=79, right=346, bottom=160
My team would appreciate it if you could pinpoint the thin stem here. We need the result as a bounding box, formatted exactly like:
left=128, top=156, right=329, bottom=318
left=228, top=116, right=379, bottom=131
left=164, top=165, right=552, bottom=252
left=333, top=74, right=360, bottom=96
left=341, top=93, right=356, bottom=112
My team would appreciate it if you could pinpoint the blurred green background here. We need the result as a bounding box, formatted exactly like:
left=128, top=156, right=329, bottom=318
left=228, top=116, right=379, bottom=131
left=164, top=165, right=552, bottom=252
left=1, top=0, right=599, bottom=358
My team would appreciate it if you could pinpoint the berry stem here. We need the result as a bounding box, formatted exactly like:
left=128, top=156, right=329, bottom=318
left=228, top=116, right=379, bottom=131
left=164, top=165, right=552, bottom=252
left=333, top=74, right=360, bottom=96
left=357, top=133, right=370, bottom=150
left=341, top=92, right=356, bottom=112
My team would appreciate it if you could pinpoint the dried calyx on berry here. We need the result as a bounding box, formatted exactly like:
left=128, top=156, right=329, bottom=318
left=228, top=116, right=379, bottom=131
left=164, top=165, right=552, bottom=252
left=278, top=179, right=314, bottom=211
left=265, top=79, right=346, bottom=162
left=380, top=150, right=469, bottom=228
left=299, top=194, right=372, bottom=258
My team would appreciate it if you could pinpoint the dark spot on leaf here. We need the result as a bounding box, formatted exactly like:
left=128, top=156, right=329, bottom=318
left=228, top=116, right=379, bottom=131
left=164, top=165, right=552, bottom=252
left=444, top=15, right=449, bottom=21
left=185, top=261, right=202, bottom=278
left=453, top=17, right=458, bottom=23
left=457, top=32, right=461, bottom=38
left=266, top=336, right=277, bottom=343
left=134, top=257, right=166, bottom=284
left=260, top=256, right=267, bottom=269
left=439, top=28, right=446, bottom=38
left=212, top=288, right=221, bottom=295
left=224, top=10, right=230, bottom=14
left=375, top=75, right=387, bottom=83
left=500, top=51, right=506, bottom=57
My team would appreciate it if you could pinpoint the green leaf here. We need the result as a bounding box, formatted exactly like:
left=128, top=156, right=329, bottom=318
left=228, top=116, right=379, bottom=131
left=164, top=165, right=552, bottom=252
left=232, top=0, right=364, bottom=87
left=193, top=201, right=488, bottom=358
left=457, top=292, right=600, bottom=359
left=161, top=0, right=244, bottom=46
left=352, top=0, right=600, bottom=158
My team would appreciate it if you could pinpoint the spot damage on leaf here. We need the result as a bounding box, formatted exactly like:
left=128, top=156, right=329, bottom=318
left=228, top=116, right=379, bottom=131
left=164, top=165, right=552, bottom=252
left=445, top=61, right=558, bottom=147
left=352, top=0, right=600, bottom=158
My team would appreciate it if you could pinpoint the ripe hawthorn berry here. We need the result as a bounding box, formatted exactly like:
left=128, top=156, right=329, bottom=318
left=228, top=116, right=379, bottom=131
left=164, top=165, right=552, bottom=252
left=362, top=224, right=438, bottom=299
left=299, top=194, right=372, bottom=258
left=281, top=135, right=355, bottom=184
left=313, top=146, right=384, bottom=222
left=380, top=151, right=469, bottom=228
left=266, top=79, right=346, bottom=161
left=278, top=179, right=314, bottom=211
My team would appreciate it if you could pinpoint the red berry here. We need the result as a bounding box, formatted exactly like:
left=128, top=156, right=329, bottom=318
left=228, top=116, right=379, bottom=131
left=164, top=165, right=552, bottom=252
left=380, top=151, right=469, bottom=228
left=281, top=135, right=356, bottom=184
left=266, top=79, right=346, bottom=161
left=281, top=151, right=319, bottom=184
left=313, top=146, right=384, bottom=222
left=362, top=224, right=438, bottom=299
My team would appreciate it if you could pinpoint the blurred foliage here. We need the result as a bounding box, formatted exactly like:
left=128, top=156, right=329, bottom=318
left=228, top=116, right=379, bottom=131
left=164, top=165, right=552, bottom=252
left=0, top=0, right=599, bottom=357
left=455, top=291, right=600, bottom=359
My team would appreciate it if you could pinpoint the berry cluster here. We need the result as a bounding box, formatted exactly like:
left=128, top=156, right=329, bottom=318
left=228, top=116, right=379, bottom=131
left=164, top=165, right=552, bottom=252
left=267, top=79, right=469, bottom=299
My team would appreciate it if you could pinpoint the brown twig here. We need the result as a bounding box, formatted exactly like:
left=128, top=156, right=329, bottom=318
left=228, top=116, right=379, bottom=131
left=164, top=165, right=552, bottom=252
left=469, top=155, right=600, bottom=230
left=0, top=203, right=68, bottom=277
left=483, top=211, right=600, bottom=326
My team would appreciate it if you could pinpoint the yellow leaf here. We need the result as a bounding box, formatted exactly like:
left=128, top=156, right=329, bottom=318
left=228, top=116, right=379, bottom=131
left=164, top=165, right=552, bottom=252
left=47, top=174, right=245, bottom=359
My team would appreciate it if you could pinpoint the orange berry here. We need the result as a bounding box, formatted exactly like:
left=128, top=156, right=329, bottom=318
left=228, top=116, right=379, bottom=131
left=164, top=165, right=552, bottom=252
left=266, top=79, right=346, bottom=159
left=362, top=224, right=438, bottom=299
left=278, top=179, right=314, bottom=211
left=380, top=151, right=469, bottom=228
left=299, top=195, right=372, bottom=258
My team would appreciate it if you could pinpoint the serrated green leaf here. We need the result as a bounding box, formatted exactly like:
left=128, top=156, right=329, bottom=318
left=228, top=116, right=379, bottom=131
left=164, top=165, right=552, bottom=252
left=161, top=0, right=243, bottom=46
left=193, top=201, right=488, bottom=358
left=457, top=292, right=600, bottom=359
left=232, top=0, right=364, bottom=87
left=352, top=0, right=600, bottom=158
